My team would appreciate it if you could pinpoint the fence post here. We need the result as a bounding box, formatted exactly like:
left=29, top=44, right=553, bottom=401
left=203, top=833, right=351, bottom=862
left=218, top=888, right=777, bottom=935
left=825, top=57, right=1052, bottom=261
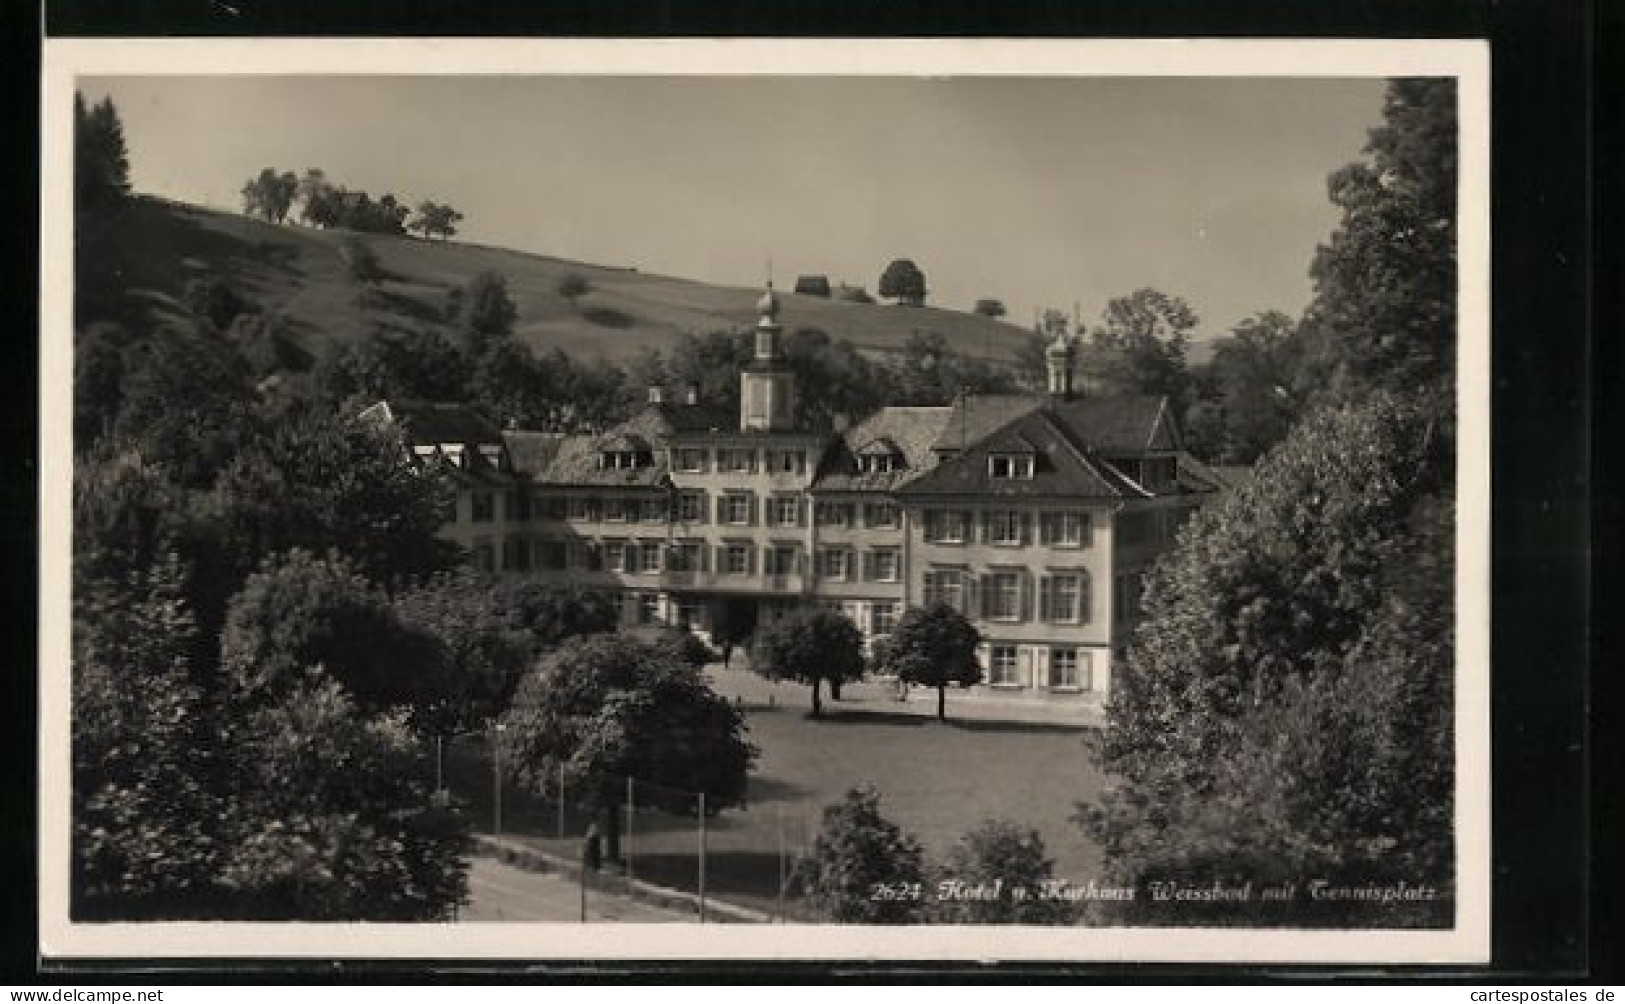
left=557, top=761, right=566, bottom=840
left=625, top=776, right=636, bottom=886
left=492, top=723, right=504, bottom=837
left=697, top=791, right=707, bottom=924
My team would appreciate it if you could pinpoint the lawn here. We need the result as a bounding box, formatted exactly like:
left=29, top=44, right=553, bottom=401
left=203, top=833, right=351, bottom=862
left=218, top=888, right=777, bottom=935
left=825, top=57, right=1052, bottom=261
left=446, top=664, right=1108, bottom=920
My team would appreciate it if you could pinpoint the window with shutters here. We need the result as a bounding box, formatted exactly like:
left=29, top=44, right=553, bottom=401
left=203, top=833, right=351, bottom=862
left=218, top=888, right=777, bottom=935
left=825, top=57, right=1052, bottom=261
left=472, top=540, right=495, bottom=572
left=1040, top=511, right=1089, bottom=547
left=770, top=495, right=801, bottom=527
left=637, top=541, right=662, bottom=574
left=567, top=497, right=595, bottom=522
left=818, top=548, right=850, bottom=581
left=670, top=541, right=702, bottom=572
left=723, top=544, right=752, bottom=575
left=637, top=593, right=661, bottom=625
left=815, top=501, right=853, bottom=527
left=989, top=645, right=1020, bottom=686
left=922, top=569, right=967, bottom=612
left=603, top=540, right=628, bottom=573
left=988, top=510, right=1027, bottom=546
left=985, top=571, right=1023, bottom=620
left=1041, top=572, right=1086, bottom=623
left=674, top=448, right=707, bottom=472
left=717, top=448, right=756, bottom=473
left=864, top=502, right=899, bottom=529
left=636, top=498, right=665, bottom=523
left=604, top=498, right=628, bottom=523
left=677, top=491, right=705, bottom=523
left=721, top=492, right=753, bottom=525
left=868, top=549, right=899, bottom=582
left=1048, top=647, right=1090, bottom=690
left=924, top=509, right=969, bottom=543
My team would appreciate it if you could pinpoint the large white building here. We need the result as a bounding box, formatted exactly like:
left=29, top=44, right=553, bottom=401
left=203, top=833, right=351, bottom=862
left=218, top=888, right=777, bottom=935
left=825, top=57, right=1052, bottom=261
left=365, top=285, right=1225, bottom=706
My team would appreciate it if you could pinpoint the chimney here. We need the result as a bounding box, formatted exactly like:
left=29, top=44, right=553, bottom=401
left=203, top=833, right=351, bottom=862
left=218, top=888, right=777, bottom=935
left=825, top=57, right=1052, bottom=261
left=684, top=383, right=699, bottom=406
left=647, top=385, right=665, bottom=405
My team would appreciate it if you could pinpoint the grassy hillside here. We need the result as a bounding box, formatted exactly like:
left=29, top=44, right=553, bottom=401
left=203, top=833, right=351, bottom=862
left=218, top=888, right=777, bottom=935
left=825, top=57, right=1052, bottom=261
left=79, top=196, right=1037, bottom=366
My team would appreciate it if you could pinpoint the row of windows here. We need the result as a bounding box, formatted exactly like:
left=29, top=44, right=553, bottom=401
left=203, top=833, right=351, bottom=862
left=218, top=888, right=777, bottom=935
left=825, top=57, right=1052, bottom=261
left=985, top=644, right=1093, bottom=691
left=921, top=509, right=1091, bottom=547
left=813, top=500, right=899, bottom=530
left=922, top=568, right=1091, bottom=624
left=672, top=446, right=808, bottom=475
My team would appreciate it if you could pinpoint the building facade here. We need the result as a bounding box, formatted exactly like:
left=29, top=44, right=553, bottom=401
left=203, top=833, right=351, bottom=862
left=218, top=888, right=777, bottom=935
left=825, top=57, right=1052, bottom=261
left=369, top=285, right=1224, bottom=707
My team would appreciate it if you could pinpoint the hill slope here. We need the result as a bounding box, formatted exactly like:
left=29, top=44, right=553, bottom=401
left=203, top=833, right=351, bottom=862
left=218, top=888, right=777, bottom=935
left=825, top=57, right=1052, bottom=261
left=78, top=196, right=1038, bottom=367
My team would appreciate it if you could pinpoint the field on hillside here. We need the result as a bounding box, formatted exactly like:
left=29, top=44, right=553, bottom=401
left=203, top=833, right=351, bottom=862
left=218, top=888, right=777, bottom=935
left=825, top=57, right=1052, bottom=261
left=81, top=196, right=1038, bottom=366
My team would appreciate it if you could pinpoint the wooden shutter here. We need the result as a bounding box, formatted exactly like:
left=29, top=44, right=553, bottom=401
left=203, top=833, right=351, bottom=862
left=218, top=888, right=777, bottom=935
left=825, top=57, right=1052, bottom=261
left=862, top=551, right=878, bottom=581
left=745, top=545, right=756, bottom=575
left=1078, top=572, right=1091, bottom=624
left=714, top=545, right=726, bottom=573
left=1019, top=513, right=1032, bottom=545
left=1038, top=575, right=1053, bottom=623
left=1019, top=572, right=1033, bottom=622
left=1035, top=647, right=1051, bottom=689
left=978, top=573, right=994, bottom=618
left=1017, top=647, right=1033, bottom=688
left=798, top=496, right=809, bottom=527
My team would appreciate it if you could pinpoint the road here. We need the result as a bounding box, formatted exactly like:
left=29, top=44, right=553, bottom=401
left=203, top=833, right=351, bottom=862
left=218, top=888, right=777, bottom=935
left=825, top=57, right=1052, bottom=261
left=459, top=855, right=690, bottom=922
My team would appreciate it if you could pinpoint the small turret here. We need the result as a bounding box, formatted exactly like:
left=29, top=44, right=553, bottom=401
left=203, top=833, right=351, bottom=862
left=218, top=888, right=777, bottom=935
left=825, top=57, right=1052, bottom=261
left=1045, top=328, right=1077, bottom=399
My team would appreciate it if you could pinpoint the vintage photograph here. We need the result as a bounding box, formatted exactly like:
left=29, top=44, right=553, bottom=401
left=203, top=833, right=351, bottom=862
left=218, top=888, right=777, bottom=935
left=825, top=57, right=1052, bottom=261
left=41, top=40, right=1489, bottom=962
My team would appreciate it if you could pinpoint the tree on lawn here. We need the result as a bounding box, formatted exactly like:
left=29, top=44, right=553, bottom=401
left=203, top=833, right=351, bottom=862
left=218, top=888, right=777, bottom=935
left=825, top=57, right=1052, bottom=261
left=498, top=634, right=757, bottom=863
left=1080, top=392, right=1453, bottom=926
left=932, top=819, right=1078, bottom=925
left=878, top=258, right=928, bottom=306
left=797, top=786, right=928, bottom=923
left=750, top=605, right=865, bottom=717
left=875, top=602, right=982, bottom=722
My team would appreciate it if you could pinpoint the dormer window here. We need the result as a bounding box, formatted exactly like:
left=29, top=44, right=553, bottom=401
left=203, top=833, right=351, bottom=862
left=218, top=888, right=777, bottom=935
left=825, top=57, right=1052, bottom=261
left=854, top=438, right=903, bottom=476
left=988, top=454, right=1034, bottom=479
left=478, top=444, right=505, bottom=470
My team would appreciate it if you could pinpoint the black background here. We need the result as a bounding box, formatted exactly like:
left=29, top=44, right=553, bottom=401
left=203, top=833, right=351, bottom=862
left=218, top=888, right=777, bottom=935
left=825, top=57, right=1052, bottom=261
left=8, top=0, right=1608, bottom=984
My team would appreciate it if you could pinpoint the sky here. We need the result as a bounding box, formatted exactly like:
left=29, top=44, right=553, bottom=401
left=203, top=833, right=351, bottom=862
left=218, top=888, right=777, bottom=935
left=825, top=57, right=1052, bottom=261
left=83, top=74, right=1386, bottom=340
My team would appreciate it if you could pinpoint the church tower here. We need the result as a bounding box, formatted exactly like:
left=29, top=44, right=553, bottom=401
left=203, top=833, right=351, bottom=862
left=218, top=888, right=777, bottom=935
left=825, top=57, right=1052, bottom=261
left=740, top=283, right=797, bottom=431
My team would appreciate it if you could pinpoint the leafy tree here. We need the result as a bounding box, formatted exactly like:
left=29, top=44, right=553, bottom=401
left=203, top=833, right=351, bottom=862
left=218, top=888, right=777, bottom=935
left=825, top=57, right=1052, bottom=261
left=196, top=406, right=457, bottom=606
left=1080, top=392, right=1453, bottom=926
left=296, top=169, right=338, bottom=228
left=457, top=269, right=518, bottom=346
left=499, top=634, right=757, bottom=861
left=709, top=596, right=757, bottom=668
left=1083, top=288, right=1197, bottom=400
left=219, top=675, right=469, bottom=920
left=751, top=606, right=866, bottom=716
left=557, top=272, right=592, bottom=309
left=1307, top=78, right=1456, bottom=402
left=885, top=330, right=1018, bottom=406
left=1039, top=307, right=1070, bottom=336
left=797, top=786, right=928, bottom=923
left=782, top=327, right=888, bottom=428
left=240, top=168, right=298, bottom=223
left=73, top=551, right=222, bottom=919
left=182, top=274, right=252, bottom=334
left=490, top=580, right=620, bottom=654
left=410, top=200, right=465, bottom=241
left=878, top=258, right=927, bottom=306
left=874, top=602, right=982, bottom=721
left=74, top=92, right=130, bottom=215
left=1199, top=310, right=1307, bottom=463
left=973, top=298, right=1007, bottom=319
left=932, top=820, right=1078, bottom=925
left=219, top=548, right=453, bottom=717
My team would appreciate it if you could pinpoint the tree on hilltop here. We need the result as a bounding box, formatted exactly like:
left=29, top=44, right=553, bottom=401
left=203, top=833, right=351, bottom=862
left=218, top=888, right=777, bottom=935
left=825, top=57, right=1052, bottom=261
left=973, top=298, right=1007, bottom=319
left=411, top=200, right=464, bottom=241
left=879, top=258, right=927, bottom=306
left=75, top=92, right=130, bottom=215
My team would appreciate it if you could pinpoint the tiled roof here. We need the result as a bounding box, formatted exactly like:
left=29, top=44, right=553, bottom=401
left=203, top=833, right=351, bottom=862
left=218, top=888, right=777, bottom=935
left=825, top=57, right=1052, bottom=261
left=370, top=399, right=505, bottom=447
left=651, top=400, right=738, bottom=434
left=812, top=406, right=953, bottom=493
left=929, top=394, right=1044, bottom=455
left=1045, top=395, right=1179, bottom=453
left=901, top=408, right=1134, bottom=499
left=531, top=407, right=672, bottom=488
left=501, top=430, right=568, bottom=478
